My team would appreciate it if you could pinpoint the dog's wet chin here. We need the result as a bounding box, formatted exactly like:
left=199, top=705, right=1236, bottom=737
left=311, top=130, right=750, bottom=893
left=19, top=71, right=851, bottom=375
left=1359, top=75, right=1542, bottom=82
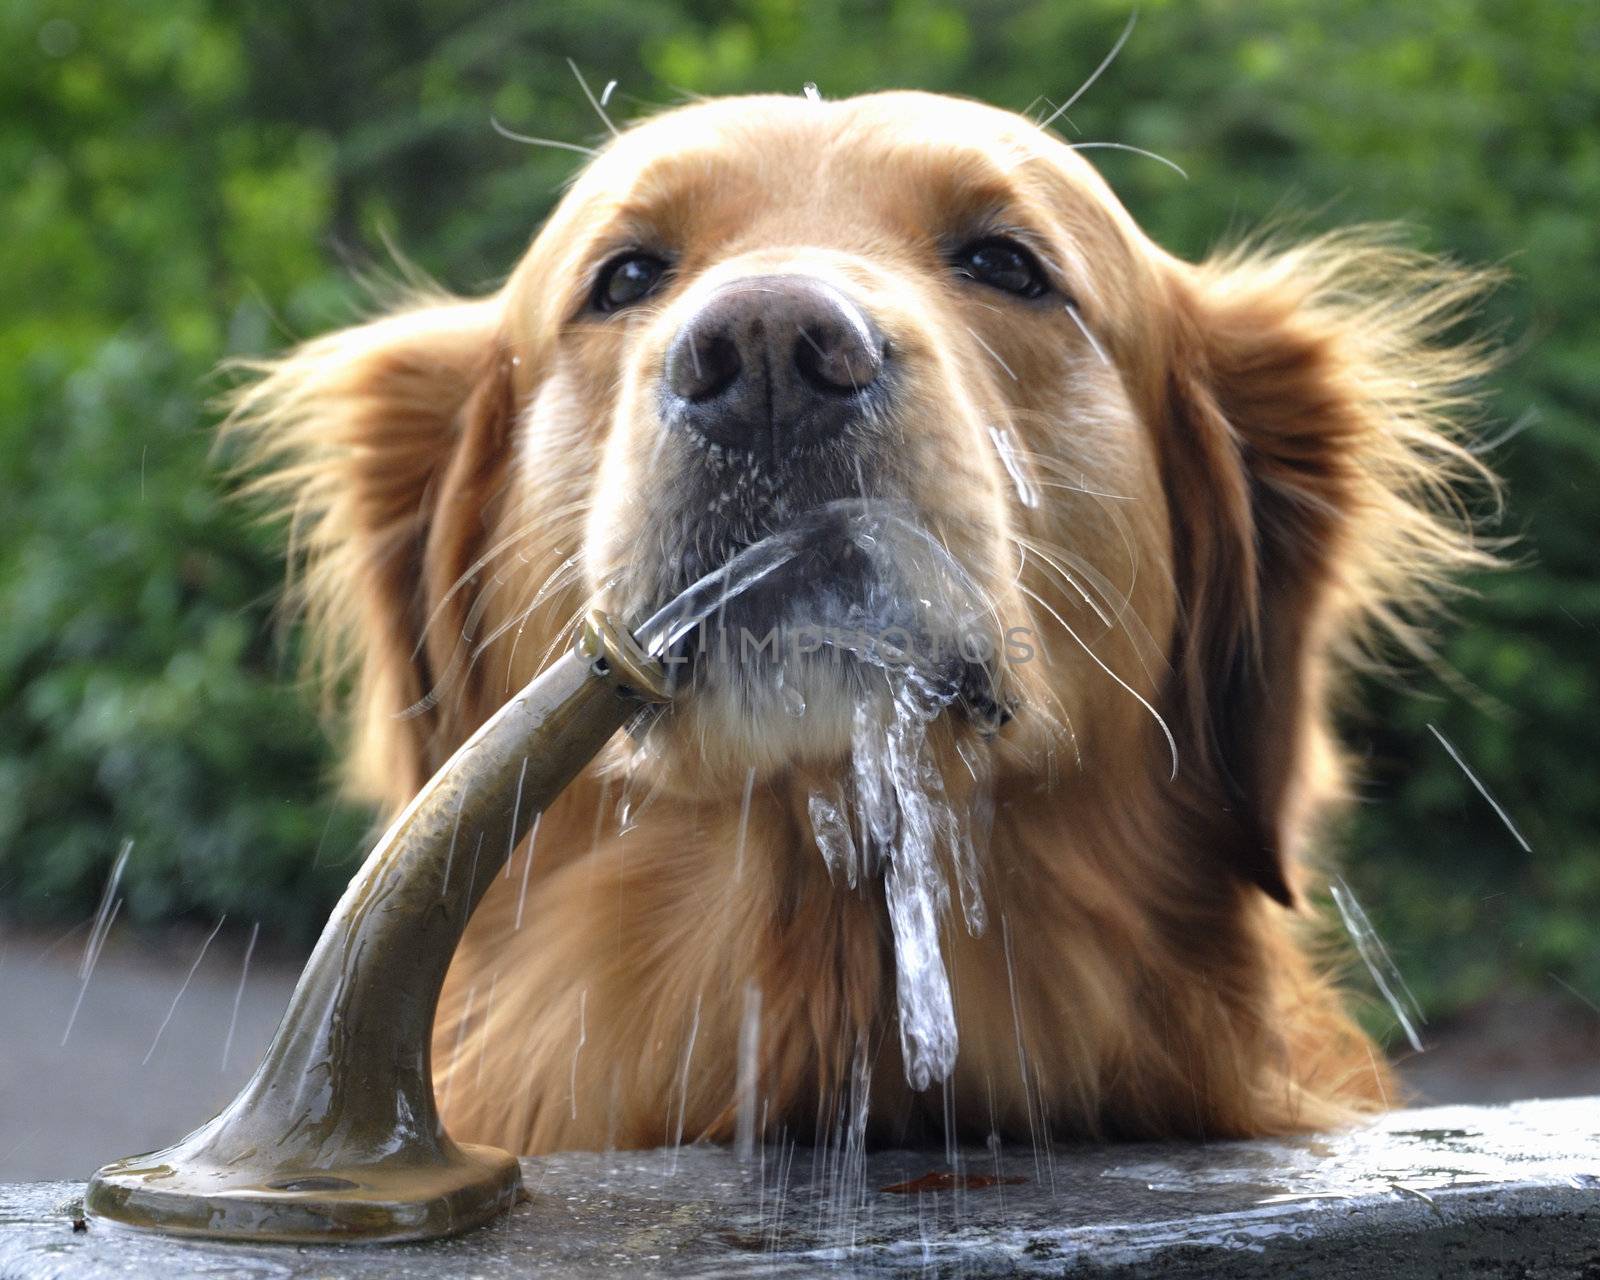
left=637, top=585, right=1009, bottom=777
left=608, top=500, right=1010, bottom=774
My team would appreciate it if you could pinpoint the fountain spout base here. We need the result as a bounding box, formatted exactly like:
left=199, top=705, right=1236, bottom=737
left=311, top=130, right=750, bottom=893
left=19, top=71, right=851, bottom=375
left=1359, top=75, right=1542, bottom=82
left=86, top=1136, right=520, bottom=1243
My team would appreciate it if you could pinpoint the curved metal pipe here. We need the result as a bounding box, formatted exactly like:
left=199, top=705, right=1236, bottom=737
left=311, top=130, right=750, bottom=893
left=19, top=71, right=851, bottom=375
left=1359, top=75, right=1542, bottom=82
left=84, top=611, right=671, bottom=1242
left=81, top=504, right=843, bottom=1242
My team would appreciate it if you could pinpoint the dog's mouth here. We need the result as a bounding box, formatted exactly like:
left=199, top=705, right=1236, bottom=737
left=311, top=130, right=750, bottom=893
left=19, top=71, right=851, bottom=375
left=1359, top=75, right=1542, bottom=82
left=627, top=499, right=1011, bottom=733
left=620, top=500, right=1003, bottom=1091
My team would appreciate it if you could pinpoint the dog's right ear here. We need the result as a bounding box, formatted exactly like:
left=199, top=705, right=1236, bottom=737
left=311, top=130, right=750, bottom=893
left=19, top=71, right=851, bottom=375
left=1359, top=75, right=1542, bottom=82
left=224, top=294, right=510, bottom=814
left=1156, top=234, right=1497, bottom=907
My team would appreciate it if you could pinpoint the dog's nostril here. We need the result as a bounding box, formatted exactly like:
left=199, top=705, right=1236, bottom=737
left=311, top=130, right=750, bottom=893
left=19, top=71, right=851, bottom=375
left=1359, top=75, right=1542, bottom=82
left=793, top=324, right=884, bottom=396
left=663, top=275, right=888, bottom=452
left=669, top=333, right=741, bottom=402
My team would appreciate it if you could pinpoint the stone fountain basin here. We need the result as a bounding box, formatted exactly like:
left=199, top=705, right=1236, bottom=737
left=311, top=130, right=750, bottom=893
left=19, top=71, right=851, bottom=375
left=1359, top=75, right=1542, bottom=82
left=2, top=1096, right=1597, bottom=1278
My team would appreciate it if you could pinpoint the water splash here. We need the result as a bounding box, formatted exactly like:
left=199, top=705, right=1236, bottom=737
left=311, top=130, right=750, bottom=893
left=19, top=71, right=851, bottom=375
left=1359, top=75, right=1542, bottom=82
left=988, top=425, right=1040, bottom=508
left=806, top=787, right=860, bottom=888
left=1330, top=878, right=1425, bottom=1053
left=62, top=838, right=132, bottom=1046
left=669, top=993, right=703, bottom=1173
left=775, top=665, right=807, bottom=717
left=634, top=505, right=845, bottom=659
left=569, top=987, right=588, bottom=1121
left=734, top=767, right=756, bottom=881
left=1426, top=723, right=1531, bottom=852
left=817, top=1038, right=873, bottom=1247
left=614, top=731, right=673, bottom=838
left=505, top=756, right=529, bottom=874
left=646, top=499, right=999, bottom=1093
left=736, top=504, right=997, bottom=1092
left=514, top=812, right=542, bottom=929
left=475, top=969, right=500, bottom=1091
left=836, top=655, right=990, bottom=1090
left=219, top=920, right=260, bottom=1072
left=735, top=982, right=763, bottom=1160
left=441, top=783, right=470, bottom=898
left=1001, top=913, right=1046, bottom=1182
left=143, top=916, right=227, bottom=1066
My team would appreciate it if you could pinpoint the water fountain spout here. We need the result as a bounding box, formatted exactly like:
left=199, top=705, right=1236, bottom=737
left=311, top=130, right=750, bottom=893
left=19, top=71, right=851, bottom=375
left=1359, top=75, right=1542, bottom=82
left=83, top=610, right=671, bottom=1242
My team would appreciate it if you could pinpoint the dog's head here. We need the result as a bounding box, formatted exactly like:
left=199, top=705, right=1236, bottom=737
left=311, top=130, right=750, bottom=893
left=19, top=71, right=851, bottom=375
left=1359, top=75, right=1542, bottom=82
left=546, top=93, right=1179, bottom=789
left=234, top=91, right=1490, bottom=904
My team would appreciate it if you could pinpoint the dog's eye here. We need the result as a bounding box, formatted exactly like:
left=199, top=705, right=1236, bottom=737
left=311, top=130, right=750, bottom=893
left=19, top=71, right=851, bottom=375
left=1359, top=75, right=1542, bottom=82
left=593, top=252, right=668, bottom=312
left=952, top=237, right=1050, bottom=299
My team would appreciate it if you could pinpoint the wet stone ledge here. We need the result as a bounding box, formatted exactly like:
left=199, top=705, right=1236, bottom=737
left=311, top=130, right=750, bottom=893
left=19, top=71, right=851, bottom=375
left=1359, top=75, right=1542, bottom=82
left=2, top=1097, right=1597, bottom=1278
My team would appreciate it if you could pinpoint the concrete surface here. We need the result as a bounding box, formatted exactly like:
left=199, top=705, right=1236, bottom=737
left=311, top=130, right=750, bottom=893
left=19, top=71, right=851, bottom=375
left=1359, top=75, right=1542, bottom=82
left=1, top=1098, right=1597, bottom=1277
left=0, top=924, right=303, bottom=1182
left=1393, top=989, right=1600, bottom=1106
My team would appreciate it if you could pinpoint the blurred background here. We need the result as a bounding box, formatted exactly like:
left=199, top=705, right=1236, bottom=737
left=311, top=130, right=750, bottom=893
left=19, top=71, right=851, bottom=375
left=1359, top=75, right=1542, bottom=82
left=2, top=0, right=1596, bottom=1179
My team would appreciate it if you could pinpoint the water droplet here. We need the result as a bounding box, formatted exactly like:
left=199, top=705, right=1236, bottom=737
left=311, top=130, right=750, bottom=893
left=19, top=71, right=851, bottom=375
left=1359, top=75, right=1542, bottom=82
left=1330, top=878, right=1425, bottom=1053
left=733, top=766, right=756, bottom=880
left=807, top=788, right=858, bottom=886
left=735, top=983, right=762, bottom=1160
left=987, top=425, right=1040, bottom=508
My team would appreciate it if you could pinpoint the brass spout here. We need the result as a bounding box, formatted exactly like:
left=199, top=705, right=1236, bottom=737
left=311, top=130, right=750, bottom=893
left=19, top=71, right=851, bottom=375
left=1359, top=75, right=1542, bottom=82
left=83, top=610, right=671, bottom=1243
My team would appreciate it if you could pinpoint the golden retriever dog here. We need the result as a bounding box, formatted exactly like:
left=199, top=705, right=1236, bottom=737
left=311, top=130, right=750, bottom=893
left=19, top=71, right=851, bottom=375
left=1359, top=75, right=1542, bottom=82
left=231, top=91, right=1492, bottom=1156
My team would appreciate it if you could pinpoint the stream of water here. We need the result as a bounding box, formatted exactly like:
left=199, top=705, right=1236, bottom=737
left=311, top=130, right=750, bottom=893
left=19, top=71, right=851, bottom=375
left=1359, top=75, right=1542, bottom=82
left=668, top=501, right=996, bottom=1090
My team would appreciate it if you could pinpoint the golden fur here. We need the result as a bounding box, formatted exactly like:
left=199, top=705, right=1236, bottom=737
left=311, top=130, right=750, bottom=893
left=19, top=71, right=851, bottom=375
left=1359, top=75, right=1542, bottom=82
left=228, top=92, right=1494, bottom=1154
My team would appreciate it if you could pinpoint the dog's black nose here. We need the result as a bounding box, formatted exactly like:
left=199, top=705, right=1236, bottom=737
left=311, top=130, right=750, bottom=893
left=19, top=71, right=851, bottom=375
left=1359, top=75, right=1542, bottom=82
left=663, top=275, right=887, bottom=454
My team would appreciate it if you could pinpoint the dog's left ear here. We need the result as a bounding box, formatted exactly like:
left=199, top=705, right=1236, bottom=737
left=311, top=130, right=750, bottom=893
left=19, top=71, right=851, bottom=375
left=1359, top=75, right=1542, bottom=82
left=1158, top=233, right=1497, bottom=905
left=222, top=293, right=518, bottom=814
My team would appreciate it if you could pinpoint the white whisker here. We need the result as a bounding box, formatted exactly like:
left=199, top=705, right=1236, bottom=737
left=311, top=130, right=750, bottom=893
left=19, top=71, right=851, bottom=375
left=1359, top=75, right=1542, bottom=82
left=1070, top=141, right=1188, bottom=180
left=1021, top=581, right=1177, bottom=780
left=1064, top=303, right=1111, bottom=365
left=411, top=517, right=550, bottom=661
left=1014, top=533, right=1165, bottom=684
left=1030, top=476, right=1136, bottom=501
left=964, top=326, right=1017, bottom=381
left=490, top=116, right=598, bottom=157
left=1016, top=542, right=1113, bottom=628
left=1038, top=10, right=1138, bottom=133
left=567, top=58, right=620, bottom=138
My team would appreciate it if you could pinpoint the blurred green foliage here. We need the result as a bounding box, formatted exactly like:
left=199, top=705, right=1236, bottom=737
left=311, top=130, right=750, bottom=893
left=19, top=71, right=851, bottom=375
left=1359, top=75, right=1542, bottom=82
left=2, top=1, right=1595, bottom=1004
